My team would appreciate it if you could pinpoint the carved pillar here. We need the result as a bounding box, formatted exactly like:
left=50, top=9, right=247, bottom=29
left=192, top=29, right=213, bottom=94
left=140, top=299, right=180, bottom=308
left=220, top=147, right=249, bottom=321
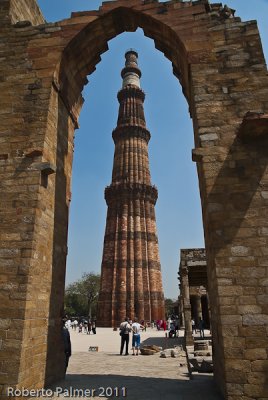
left=181, top=267, right=194, bottom=346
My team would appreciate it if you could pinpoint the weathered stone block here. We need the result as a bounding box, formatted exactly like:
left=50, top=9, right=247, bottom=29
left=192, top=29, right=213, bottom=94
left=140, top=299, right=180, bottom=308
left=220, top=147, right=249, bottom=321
left=244, top=384, right=268, bottom=397
left=257, top=294, right=268, bottom=304
left=224, top=337, right=246, bottom=349
left=244, top=348, right=267, bottom=360
left=231, top=246, right=250, bottom=256
left=225, top=370, right=248, bottom=384
left=240, top=267, right=266, bottom=278
left=246, top=337, right=268, bottom=349
left=239, top=326, right=266, bottom=337
left=252, top=360, right=268, bottom=373
left=238, top=305, right=262, bottom=315
left=0, top=319, right=11, bottom=330
left=238, top=296, right=257, bottom=305
left=221, top=326, right=239, bottom=337
left=218, top=286, right=243, bottom=296
left=225, top=383, right=244, bottom=396
left=220, top=306, right=238, bottom=314
left=242, top=314, right=268, bottom=326
left=225, top=359, right=251, bottom=373
left=224, top=347, right=244, bottom=359
left=247, top=372, right=267, bottom=385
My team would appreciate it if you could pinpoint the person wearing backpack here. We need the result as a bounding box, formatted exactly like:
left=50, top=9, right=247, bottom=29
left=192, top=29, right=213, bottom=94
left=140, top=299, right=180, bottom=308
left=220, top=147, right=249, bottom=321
left=119, top=317, right=131, bottom=355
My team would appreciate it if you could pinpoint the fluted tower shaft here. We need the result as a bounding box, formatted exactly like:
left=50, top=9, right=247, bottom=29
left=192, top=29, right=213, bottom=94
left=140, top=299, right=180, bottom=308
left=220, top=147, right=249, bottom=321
left=97, top=50, right=165, bottom=327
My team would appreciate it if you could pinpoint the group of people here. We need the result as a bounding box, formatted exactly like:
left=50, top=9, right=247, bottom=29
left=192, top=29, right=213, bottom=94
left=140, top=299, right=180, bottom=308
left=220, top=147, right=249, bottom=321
left=154, top=316, right=180, bottom=338
left=62, top=315, right=97, bottom=373
left=119, top=317, right=144, bottom=356
left=78, top=319, right=97, bottom=335
left=65, top=318, right=97, bottom=335
left=191, top=318, right=205, bottom=337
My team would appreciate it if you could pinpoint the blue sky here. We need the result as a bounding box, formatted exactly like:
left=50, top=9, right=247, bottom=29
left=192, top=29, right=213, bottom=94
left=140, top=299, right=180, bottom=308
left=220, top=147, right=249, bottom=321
left=37, top=0, right=268, bottom=299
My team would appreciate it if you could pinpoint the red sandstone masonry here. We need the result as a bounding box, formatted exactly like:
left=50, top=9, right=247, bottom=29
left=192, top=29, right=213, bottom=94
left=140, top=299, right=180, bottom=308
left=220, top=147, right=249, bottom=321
left=0, top=0, right=267, bottom=398
left=98, top=52, right=165, bottom=326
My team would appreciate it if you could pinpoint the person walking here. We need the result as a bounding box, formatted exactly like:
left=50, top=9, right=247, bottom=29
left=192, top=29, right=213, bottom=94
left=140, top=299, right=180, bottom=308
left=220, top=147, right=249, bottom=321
left=83, top=320, right=88, bottom=334
left=87, top=320, right=92, bottom=335
left=119, top=317, right=131, bottom=355
left=199, top=319, right=205, bottom=338
left=131, top=317, right=144, bottom=356
left=191, top=319, right=196, bottom=334
left=92, top=319, right=96, bottom=334
left=167, top=317, right=171, bottom=331
left=73, top=319, right=78, bottom=331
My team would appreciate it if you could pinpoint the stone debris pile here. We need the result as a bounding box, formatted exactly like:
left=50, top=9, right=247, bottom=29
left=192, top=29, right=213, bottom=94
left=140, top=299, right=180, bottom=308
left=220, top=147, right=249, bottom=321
left=188, top=340, right=213, bottom=373
left=140, top=345, right=162, bottom=355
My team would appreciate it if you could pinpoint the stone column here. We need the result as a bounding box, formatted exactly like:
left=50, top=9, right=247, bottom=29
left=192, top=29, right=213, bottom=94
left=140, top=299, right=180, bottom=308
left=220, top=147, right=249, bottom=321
left=181, top=267, right=194, bottom=346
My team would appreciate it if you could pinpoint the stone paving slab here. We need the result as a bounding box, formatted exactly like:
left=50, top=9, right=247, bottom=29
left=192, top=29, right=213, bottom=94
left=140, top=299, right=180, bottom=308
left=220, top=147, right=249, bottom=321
left=47, top=328, right=222, bottom=400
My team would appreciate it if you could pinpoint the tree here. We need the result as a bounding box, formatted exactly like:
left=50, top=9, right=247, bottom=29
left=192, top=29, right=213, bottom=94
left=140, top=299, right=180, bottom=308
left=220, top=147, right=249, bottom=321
left=165, top=298, right=179, bottom=318
left=65, top=272, right=101, bottom=319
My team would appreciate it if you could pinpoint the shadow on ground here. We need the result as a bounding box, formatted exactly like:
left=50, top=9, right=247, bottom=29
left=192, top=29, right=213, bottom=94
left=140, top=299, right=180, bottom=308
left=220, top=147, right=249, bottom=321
left=51, top=374, right=223, bottom=400
left=141, top=335, right=184, bottom=349
left=193, top=334, right=212, bottom=341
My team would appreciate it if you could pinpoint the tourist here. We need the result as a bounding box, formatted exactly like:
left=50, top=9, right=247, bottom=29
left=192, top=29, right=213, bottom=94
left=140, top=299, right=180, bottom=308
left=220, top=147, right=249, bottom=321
left=119, top=317, right=131, bottom=355
left=87, top=320, right=92, bottom=335
left=162, top=320, right=167, bottom=331
left=92, top=319, right=96, bottom=334
left=169, top=320, right=176, bottom=338
left=175, top=316, right=180, bottom=334
left=61, top=318, right=72, bottom=374
left=199, top=319, right=205, bottom=338
left=73, top=319, right=78, bottom=331
left=191, top=318, right=196, bottom=334
left=64, top=318, right=71, bottom=330
left=140, top=319, right=146, bottom=331
left=83, top=320, right=88, bottom=334
left=131, top=317, right=144, bottom=356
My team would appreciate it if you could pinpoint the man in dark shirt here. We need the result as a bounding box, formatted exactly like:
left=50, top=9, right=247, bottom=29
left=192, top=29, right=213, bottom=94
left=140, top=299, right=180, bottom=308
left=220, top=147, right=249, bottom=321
left=119, top=317, right=131, bottom=355
left=62, top=318, right=72, bottom=373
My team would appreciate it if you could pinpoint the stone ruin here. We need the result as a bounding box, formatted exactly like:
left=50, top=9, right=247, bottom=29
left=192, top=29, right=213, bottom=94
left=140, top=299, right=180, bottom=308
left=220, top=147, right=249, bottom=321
left=0, top=1, right=267, bottom=398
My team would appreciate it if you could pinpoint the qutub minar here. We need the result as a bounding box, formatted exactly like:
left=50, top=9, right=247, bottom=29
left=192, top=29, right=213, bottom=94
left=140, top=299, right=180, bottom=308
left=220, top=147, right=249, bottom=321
left=97, top=50, right=165, bottom=327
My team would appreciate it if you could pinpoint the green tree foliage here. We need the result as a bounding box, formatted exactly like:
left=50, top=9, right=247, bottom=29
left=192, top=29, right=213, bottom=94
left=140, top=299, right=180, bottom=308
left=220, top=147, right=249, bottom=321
left=65, top=272, right=100, bottom=318
left=165, top=298, right=178, bottom=317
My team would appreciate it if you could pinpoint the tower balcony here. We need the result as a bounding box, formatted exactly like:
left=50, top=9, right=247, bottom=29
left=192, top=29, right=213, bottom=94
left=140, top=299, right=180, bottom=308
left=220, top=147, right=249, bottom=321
left=104, top=182, right=158, bottom=205
left=112, top=125, right=151, bottom=144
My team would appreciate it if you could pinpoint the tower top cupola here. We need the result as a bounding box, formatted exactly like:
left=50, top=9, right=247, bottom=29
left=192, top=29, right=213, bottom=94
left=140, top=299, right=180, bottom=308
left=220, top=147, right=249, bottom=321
left=121, top=49, right=141, bottom=88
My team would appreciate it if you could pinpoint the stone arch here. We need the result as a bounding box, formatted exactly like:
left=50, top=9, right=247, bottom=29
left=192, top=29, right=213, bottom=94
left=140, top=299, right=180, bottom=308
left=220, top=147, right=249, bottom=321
left=57, top=6, right=191, bottom=114
left=0, top=1, right=268, bottom=398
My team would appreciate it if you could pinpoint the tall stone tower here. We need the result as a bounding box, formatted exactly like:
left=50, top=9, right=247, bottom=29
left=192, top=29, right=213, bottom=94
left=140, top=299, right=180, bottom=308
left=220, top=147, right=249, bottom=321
left=97, top=50, right=165, bottom=327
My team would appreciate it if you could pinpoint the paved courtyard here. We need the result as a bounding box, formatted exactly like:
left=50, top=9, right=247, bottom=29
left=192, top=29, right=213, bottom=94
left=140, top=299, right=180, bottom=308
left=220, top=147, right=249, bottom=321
left=48, top=327, right=222, bottom=400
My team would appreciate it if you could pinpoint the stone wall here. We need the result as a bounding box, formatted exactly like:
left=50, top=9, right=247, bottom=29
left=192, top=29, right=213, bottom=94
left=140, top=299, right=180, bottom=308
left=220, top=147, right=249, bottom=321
left=0, top=0, right=267, bottom=398
left=9, top=0, right=45, bottom=25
